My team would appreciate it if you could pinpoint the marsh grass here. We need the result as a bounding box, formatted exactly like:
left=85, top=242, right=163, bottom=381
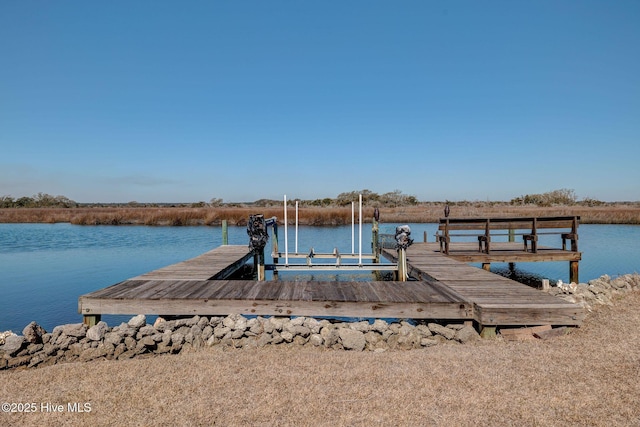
left=2, top=205, right=640, bottom=226
left=2, top=291, right=639, bottom=426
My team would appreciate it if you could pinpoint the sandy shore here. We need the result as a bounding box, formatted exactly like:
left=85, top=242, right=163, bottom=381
left=2, top=290, right=639, bottom=426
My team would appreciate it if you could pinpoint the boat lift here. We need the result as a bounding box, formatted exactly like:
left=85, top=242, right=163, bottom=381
left=246, top=195, right=411, bottom=279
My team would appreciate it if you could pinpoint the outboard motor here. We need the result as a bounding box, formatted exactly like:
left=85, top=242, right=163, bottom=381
left=247, top=214, right=268, bottom=253
left=395, top=225, right=413, bottom=250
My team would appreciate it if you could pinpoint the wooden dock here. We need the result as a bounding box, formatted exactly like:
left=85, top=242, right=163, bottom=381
left=79, top=242, right=585, bottom=332
left=382, top=243, right=584, bottom=327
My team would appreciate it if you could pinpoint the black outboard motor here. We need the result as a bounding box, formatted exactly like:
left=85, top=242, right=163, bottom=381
left=395, top=225, right=413, bottom=250
left=247, top=214, right=268, bottom=253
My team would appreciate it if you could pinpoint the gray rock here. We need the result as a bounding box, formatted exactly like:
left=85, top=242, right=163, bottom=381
left=371, top=319, right=389, bottom=333
left=415, top=325, right=432, bottom=337
left=190, top=325, right=203, bottom=337
left=223, top=314, right=247, bottom=331
left=55, top=335, right=78, bottom=350
left=155, top=343, right=172, bottom=354
left=230, top=329, right=244, bottom=339
left=309, top=334, right=323, bottom=346
left=397, top=332, right=421, bottom=349
left=350, top=321, right=371, bottom=332
left=268, top=317, right=285, bottom=332
left=339, top=328, right=366, bottom=351
left=59, top=323, right=88, bottom=338
left=214, top=326, right=230, bottom=339
left=290, top=325, right=311, bottom=338
left=256, top=334, right=272, bottom=347
left=197, top=316, right=209, bottom=329
left=398, top=324, right=413, bottom=337
left=428, top=323, right=456, bottom=341
left=280, top=331, right=294, bottom=342
left=137, top=325, right=157, bottom=338
left=202, top=325, right=214, bottom=340
left=28, top=352, right=48, bottom=368
left=304, top=318, right=322, bottom=333
left=271, top=333, right=284, bottom=345
left=320, top=326, right=339, bottom=348
left=113, top=343, right=126, bottom=359
left=155, top=320, right=176, bottom=332
left=171, top=332, right=185, bottom=346
left=104, top=331, right=124, bottom=346
left=128, top=314, right=146, bottom=329
left=79, top=345, right=108, bottom=362
left=364, top=331, right=382, bottom=346
left=141, top=336, right=156, bottom=347
left=22, top=321, right=47, bottom=344
left=87, top=321, right=109, bottom=341
left=1, top=335, right=26, bottom=356
left=293, top=335, right=307, bottom=346
left=124, top=336, right=137, bottom=350
left=420, top=338, right=439, bottom=347
left=454, top=325, right=481, bottom=343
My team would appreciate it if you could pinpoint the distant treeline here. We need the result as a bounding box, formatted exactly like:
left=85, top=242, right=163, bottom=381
left=0, top=189, right=630, bottom=209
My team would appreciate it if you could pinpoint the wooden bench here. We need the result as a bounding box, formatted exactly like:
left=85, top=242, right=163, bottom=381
left=436, top=216, right=579, bottom=255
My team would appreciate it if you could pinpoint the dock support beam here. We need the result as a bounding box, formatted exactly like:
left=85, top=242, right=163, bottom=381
left=570, top=261, right=579, bottom=284
left=83, top=314, right=101, bottom=327
left=480, top=326, right=497, bottom=338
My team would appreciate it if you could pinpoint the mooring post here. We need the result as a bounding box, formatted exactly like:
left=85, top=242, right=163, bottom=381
left=398, top=248, right=407, bottom=281
left=482, top=263, right=491, bottom=271
left=254, top=251, right=265, bottom=281
left=372, top=219, right=379, bottom=263
left=222, top=220, right=228, bottom=245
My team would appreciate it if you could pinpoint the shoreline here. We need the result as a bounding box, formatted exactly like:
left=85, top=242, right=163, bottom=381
left=2, top=273, right=638, bottom=371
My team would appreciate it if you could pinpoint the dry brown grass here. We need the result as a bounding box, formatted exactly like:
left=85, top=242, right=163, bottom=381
left=2, top=204, right=640, bottom=226
left=2, top=291, right=639, bottom=426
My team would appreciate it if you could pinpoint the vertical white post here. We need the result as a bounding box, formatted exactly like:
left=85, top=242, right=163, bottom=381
left=351, top=202, right=355, bottom=254
left=359, top=194, right=362, bottom=265
left=295, top=200, right=299, bottom=254
left=284, top=195, right=288, bottom=265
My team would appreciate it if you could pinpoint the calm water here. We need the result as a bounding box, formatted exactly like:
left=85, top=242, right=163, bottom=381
left=1, top=223, right=639, bottom=333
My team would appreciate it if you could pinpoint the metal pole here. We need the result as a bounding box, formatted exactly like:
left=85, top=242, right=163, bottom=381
left=351, top=202, right=355, bottom=254
left=284, top=195, right=288, bottom=265
left=359, top=194, right=362, bottom=265
left=295, top=200, right=299, bottom=254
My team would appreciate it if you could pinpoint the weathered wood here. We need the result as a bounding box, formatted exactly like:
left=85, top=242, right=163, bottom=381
left=437, top=216, right=580, bottom=257
left=222, top=220, right=228, bottom=245
left=534, top=326, right=568, bottom=340
left=79, top=243, right=584, bottom=329
left=500, top=325, right=552, bottom=341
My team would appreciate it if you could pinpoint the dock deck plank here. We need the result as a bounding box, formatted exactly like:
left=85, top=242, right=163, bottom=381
left=79, top=242, right=584, bottom=327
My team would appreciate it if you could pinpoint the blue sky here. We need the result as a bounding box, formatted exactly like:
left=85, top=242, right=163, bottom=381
left=1, top=1, right=639, bottom=203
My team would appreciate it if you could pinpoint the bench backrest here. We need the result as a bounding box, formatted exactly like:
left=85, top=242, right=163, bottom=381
left=438, top=216, right=579, bottom=232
